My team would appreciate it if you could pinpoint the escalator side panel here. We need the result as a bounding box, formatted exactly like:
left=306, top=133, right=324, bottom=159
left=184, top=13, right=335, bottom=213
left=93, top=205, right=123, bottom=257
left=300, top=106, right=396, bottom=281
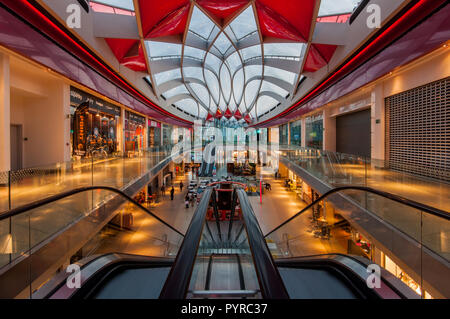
left=278, top=267, right=359, bottom=299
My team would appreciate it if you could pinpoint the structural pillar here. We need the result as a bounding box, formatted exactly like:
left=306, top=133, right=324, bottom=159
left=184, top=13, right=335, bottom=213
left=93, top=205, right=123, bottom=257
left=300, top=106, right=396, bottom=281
left=323, top=108, right=336, bottom=152
left=0, top=53, right=10, bottom=172
left=301, top=118, right=306, bottom=148
left=371, top=83, right=385, bottom=166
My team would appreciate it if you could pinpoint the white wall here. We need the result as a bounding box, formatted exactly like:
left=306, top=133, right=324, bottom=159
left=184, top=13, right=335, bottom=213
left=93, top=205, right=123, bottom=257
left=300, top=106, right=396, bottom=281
left=0, top=52, right=10, bottom=171
left=9, top=56, right=71, bottom=168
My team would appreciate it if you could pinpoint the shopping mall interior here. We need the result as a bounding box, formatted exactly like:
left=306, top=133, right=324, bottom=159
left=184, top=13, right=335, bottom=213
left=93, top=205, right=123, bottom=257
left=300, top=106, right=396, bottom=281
left=0, top=0, right=448, bottom=300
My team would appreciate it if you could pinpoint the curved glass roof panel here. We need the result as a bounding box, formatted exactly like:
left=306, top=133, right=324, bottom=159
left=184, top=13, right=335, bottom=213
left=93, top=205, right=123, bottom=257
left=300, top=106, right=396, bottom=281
left=189, top=6, right=216, bottom=40
left=183, top=46, right=206, bottom=60
left=261, top=81, right=289, bottom=98
left=256, top=95, right=279, bottom=116
left=264, top=66, right=297, bottom=84
left=228, top=5, right=258, bottom=40
left=175, top=99, right=198, bottom=116
left=163, top=85, right=190, bottom=99
left=264, top=43, right=305, bottom=58
left=214, top=33, right=233, bottom=55
left=189, top=83, right=210, bottom=107
left=154, top=69, right=181, bottom=85
left=147, top=41, right=182, bottom=58
left=233, top=68, right=245, bottom=104
left=204, top=69, right=220, bottom=103
left=220, top=65, right=232, bottom=103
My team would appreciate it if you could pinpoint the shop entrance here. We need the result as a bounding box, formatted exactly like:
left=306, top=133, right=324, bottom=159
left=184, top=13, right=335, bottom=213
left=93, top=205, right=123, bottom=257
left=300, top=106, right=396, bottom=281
left=336, top=109, right=371, bottom=157
left=10, top=124, right=23, bottom=171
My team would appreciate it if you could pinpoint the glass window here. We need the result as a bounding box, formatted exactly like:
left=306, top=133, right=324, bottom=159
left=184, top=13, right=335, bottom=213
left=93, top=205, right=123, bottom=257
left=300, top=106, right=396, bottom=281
left=290, top=120, right=301, bottom=146
left=279, top=124, right=289, bottom=145
left=306, top=114, right=323, bottom=149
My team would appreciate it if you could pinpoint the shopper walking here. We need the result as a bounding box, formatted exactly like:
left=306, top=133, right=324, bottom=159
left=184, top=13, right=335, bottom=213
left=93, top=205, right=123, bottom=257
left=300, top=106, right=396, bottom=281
left=185, top=194, right=190, bottom=208
left=170, top=186, right=175, bottom=201
left=180, top=181, right=183, bottom=192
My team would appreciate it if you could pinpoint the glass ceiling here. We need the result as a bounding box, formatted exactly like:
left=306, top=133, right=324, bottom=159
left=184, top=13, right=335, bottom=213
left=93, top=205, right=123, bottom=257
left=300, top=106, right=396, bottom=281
left=318, top=0, right=362, bottom=16
left=145, top=3, right=306, bottom=121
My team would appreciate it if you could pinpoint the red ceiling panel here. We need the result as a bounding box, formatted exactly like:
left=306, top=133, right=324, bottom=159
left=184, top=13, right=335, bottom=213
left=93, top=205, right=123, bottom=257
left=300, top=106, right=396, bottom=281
left=224, top=107, right=233, bottom=119
left=234, top=109, right=242, bottom=120
left=138, top=0, right=189, bottom=37
left=197, top=0, right=248, bottom=20
left=105, top=38, right=138, bottom=61
left=206, top=113, right=214, bottom=121
left=244, top=114, right=252, bottom=124
left=215, top=108, right=223, bottom=119
left=147, top=3, right=191, bottom=38
left=303, top=43, right=337, bottom=73
left=105, top=38, right=147, bottom=72
left=256, top=0, right=315, bottom=42
left=255, top=1, right=305, bottom=42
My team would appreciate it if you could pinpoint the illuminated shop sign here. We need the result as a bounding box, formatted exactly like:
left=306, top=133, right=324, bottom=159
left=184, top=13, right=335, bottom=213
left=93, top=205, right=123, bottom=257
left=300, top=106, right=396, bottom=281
left=70, top=86, right=121, bottom=117
left=126, top=110, right=146, bottom=125
left=149, top=120, right=161, bottom=128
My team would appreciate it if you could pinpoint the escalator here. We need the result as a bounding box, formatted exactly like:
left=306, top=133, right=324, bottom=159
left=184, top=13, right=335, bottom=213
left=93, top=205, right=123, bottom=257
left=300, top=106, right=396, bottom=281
left=1, top=184, right=445, bottom=299
left=199, top=144, right=216, bottom=177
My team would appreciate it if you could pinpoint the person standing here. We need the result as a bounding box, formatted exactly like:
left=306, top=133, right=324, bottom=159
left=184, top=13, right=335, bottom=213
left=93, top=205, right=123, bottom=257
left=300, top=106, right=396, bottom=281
left=161, top=184, right=166, bottom=198
left=180, top=181, right=183, bottom=192
left=170, top=186, right=175, bottom=201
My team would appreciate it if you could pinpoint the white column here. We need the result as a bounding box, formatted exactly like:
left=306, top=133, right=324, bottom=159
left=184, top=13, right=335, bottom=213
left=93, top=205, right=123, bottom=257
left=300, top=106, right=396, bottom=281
left=301, top=118, right=306, bottom=148
left=0, top=53, right=10, bottom=171
left=121, top=108, right=126, bottom=154
left=287, top=122, right=291, bottom=145
left=62, top=83, right=71, bottom=162
left=371, top=83, right=385, bottom=164
left=144, top=116, right=149, bottom=149
left=323, top=108, right=336, bottom=152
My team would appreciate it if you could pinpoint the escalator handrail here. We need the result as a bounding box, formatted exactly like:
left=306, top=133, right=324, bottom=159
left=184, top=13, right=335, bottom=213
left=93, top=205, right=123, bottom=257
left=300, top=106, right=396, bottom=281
left=0, top=186, right=184, bottom=237
left=264, top=185, right=449, bottom=238
left=236, top=188, right=289, bottom=299
left=159, top=188, right=213, bottom=299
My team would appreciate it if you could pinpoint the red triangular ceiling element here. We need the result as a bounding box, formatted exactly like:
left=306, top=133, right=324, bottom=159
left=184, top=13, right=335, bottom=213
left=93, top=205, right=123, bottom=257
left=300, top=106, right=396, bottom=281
left=215, top=109, right=223, bottom=119
left=233, top=109, right=242, bottom=120
left=105, top=38, right=147, bottom=72
left=138, top=0, right=190, bottom=37
left=256, top=0, right=314, bottom=42
left=224, top=107, right=233, bottom=119
left=244, top=114, right=252, bottom=124
left=146, top=3, right=191, bottom=38
left=255, top=1, right=306, bottom=42
left=303, top=43, right=338, bottom=73
left=206, top=113, right=214, bottom=121
left=197, top=0, right=248, bottom=25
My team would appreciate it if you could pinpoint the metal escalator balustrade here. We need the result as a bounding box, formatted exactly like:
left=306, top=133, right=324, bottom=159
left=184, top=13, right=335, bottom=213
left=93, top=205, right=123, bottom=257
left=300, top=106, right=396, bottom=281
left=0, top=186, right=184, bottom=299
left=263, top=185, right=450, bottom=299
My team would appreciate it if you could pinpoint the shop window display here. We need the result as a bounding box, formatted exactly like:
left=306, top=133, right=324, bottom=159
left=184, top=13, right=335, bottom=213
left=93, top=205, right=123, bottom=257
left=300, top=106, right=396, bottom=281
left=306, top=114, right=323, bottom=149
left=70, top=87, right=120, bottom=158
left=279, top=123, right=288, bottom=145
left=148, top=120, right=161, bottom=147
left=290, top=120, right=301, bottom=146
left=125, top=111, right=146, bottom=153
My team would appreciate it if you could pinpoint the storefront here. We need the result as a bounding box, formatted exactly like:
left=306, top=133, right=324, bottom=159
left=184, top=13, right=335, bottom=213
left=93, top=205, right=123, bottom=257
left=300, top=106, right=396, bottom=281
left=162, top=123, right=173, bottom=146
left=289, top=120, right=301, bottom=146
left=306, top=114, right=323, bottom=149
left=148, top=120, right=161, bottom=147
left=279, top=123, right=288, bottom=145
left=70, top=86, right=121, bottom=158
left=124, top=110, right=146, bottom=153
